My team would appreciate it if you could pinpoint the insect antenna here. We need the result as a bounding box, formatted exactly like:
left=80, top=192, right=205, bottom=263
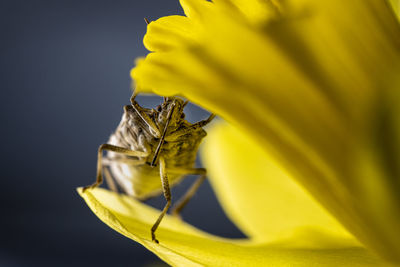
left=150, top=100, right=176, bottom=166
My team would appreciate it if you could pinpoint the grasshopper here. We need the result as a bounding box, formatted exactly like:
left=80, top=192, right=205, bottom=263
left=83, top=93, right=215, bottom=243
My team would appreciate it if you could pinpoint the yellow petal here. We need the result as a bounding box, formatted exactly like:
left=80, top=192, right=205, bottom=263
left=389, top=0, right=400, bottom=20
left=143, top=16, right=195, bottom=52
left=202, top=121, right=354, bottom=244
left=179, top=0, right=212, bottom=20
left=212, top=0, right=282, bottom=24
left=78, top=188, right=384, bottom=266
left=132, top=0, right=400, bottom=261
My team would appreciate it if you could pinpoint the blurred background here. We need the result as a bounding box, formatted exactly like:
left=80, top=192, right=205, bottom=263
left=0, top=1, right=244, bottom=266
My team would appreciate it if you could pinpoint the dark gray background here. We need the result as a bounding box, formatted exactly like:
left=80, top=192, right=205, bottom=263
left=0, top=0, right=244, bottom=266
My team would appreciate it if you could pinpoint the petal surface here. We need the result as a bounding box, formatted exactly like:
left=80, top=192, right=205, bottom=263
left=132, top=0, right=400, bottom=261
left=78, top=188, right=384, bottom=267
left=389, top=0, right=400, bottom=20
left=144, top=16, right=195, bottom=52
left=201, top=121, right=353, bottom=244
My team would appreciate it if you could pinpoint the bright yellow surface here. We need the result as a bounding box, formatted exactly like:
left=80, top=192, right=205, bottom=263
left=131, top=0, right=400, bottom=262
left=390, top=0, right=400, bottom=20
left=202, top=122, right=354, bottom=244
left=78, top=184, right=383, bottom=266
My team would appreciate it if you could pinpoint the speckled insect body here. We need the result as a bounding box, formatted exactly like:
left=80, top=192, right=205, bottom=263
left=83, top=94, right=215, bottom=243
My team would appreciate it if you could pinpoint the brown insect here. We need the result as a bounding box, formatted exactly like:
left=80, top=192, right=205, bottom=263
left=83, top=93, right=215, bottom=243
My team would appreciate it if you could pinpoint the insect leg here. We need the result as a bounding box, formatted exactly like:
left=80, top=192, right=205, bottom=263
left=204, top=113, right=216, bottom=124
left=166, top=113, right=216, bottom=140
left=103, top=166, right=118, bottom=193
left=167, top=167, right=206, bottom=176
left=171, top=174, right=206, bottom=218
left=165, top=167, right=206, bottom=217
left=151, top=156, right=171, bottom=244
left=82, top=144, right=149, bottom=192
left=130, top=94, right=161, bottom=138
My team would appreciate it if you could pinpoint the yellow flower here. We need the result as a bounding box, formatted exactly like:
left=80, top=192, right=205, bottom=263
left=79, top=0, right=400, bottom=265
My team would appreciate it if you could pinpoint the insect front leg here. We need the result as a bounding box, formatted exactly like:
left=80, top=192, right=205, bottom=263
left=166, top=113, right=216, bottom=141
left=82, top=144, right=149, bottom=192
left=151, top=156, right=171, bottom=244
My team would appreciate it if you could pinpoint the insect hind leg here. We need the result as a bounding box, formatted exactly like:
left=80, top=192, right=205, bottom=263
left=163, top=167, right=206, bottom=218
left=171, top=174, right=206, bottom=218
left=103, top=166, right=118, bottom=193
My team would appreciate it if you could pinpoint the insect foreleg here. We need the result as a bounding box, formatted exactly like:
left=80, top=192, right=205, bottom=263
left=82, top=144, right=149, bottom=192
left=151, top=156, right=171, bottom=244
left=166, top=113, right=216, bottom=140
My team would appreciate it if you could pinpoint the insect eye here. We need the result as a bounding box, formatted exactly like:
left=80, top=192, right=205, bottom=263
left=156, top=105, right=162, bottom=112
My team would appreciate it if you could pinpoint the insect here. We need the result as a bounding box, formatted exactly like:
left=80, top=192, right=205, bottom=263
left=83, top=93, right=215, bottom=243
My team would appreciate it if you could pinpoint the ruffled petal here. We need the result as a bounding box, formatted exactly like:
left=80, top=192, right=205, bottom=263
left=179, top=0, right=212, bottom=19
left=78, top=188, right=383, bottom=266
left=132, top=0, right=400, bottom=261
left=144, top=16, right=195, bottom=52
